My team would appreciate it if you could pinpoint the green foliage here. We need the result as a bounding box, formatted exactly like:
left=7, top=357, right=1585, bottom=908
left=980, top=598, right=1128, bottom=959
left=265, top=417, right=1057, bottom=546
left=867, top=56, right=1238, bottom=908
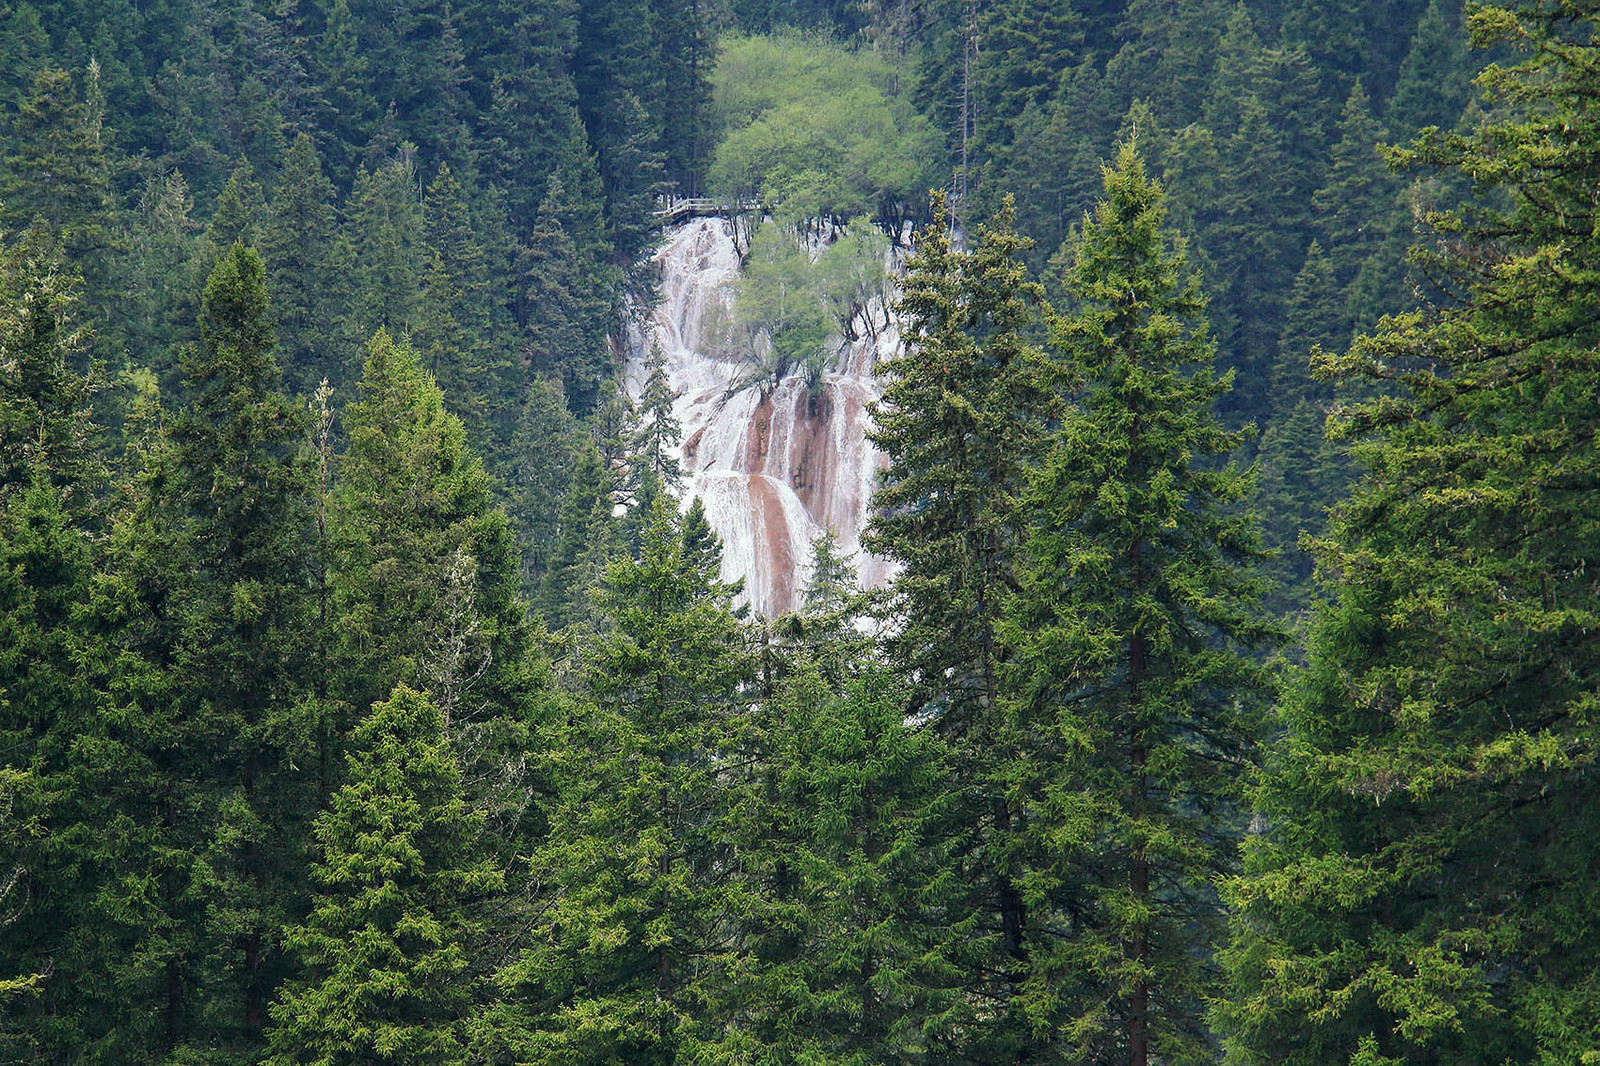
left=0, top=65, right=116, bottom=262
left=631, top=341, right=682, bottom=492
left=866, top=193, right=1052, bottom=1054
left=519, top=172, right=618, bottom=415
left=0, top=225, right=100, bottom=502
left=867, top=193, right=1048, bottom=736
left=128, top=168, right=204, bottom=368
left=815, top=216, right=893, bottom=342
left=1004, top=140, right=1275, bottom=1062
left=509, top=496, right=753, bottom=1062
left=708, top=33, right=942, bottom=223
left=509, top=374, right=580, bottom=598
left=1312, top=80, right=1407, bottom=336
left=2, top=1, right=1564, bottom=1062
left=169, top=240, right=315, bottom=1052
left=266, top=685, right=501, bottom=1065
left=1221, top=2, right=1600, bottom=1058
left=328, top=329, right=527, bottom=739
left=535, top=437, right=618, bottom=630
left=1386, top=0, right=1473, bottom=139
left=344, top=154, right=426, bottom=344
left=728, top=660, right=963, bottom=1062
left=711, top=219, right=835, bottom=391
left=262, top=133, right=348, bottom=396
left=417, top=161, right=510, bottom=457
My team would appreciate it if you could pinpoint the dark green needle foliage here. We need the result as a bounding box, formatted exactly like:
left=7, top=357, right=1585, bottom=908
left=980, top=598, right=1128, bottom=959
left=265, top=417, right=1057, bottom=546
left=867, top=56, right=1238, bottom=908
left=266, top=684, right=501, bottom=1066
left=867, top=191, right=1054, bottom=1056
left=328, top=329, right=528, bottom=740
left=0, top=0, right=1560, bottom=1061
left=262, top=133, right=347, bottom=396
left=509, top=496, right=752, bottom=1064
left=1220, top=3, right=1600, bottom=1060
left=168, top=240, right=315, bottom=1052
left=731, top=660, right=963, bottom=1063
left=1004, top=141, right=1275, bottom=1065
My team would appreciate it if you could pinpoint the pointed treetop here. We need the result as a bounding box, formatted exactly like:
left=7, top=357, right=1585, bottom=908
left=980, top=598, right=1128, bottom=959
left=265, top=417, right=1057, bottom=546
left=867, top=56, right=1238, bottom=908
left=200, top=242, right=274, bottom=360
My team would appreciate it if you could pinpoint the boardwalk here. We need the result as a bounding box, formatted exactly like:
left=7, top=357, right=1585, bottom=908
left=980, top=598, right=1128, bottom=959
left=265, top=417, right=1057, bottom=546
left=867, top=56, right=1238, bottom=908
left=653, top=197, right=761, bottom=225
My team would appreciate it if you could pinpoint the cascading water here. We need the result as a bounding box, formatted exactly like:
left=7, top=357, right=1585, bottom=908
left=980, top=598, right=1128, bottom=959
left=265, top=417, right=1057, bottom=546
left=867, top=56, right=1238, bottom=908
left=625, top=218, right=897, bottom=617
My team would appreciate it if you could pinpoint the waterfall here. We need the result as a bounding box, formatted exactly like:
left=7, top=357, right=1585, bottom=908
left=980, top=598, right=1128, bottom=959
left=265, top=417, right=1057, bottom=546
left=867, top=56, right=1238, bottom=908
left=624, top=218, right=896, bottom=616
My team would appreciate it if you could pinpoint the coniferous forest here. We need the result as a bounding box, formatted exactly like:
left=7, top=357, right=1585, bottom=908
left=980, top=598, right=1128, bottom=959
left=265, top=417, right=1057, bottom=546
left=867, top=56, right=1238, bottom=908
left=1, top=0, right=1597, bottom=1062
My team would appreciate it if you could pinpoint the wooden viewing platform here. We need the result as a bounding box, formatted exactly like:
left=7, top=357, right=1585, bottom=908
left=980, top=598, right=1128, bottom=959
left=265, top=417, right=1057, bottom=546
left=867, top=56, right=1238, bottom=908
left=653, top=197, right=761, bottom=224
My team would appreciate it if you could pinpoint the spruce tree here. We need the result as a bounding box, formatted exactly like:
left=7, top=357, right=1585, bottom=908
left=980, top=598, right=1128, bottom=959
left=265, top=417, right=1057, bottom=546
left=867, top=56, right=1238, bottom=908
left=0, top=241, right=109, bottom=1057
left=417, top=161, right=510, bottom=458
left=265, top=685, right=501, bottom=1065
left=1003, top=141, right=1274, bottom=1065
left=1257, top=242, right=1353, bottom=618
left=169, top=241, right=316, bottom=1050
left=866, top=193, right=1052, bottom=1055
left=1220, top=3, right=1600, bottom=1060
left=1312, top=80, right=1404, bottom=335
left=508, top=374, right=579, bottom=600
left=519, top=173, right=617, bottom=415
left=624, top=341, right=682, bottom=530
left=0, top=66, right=117, bottom=272
left=206, top=162, right=267, bottom=256
left=345, top=155, right=426, bottom=343
left=509, top=496, right=752, bottom=1063
left=1386, top=0, right=1473, bottom=140
left=328, top=329, right=531, bottom=751
left=536, top=437, right=618, bottom=630
left=0, top=226, right=100, bottom=504
left=728, top=659, right=963, bottom=1063
left=128, top=169, right=203, bottom=368
left=650, top=0, right=716, bottom=195
left=262, top=133, right=348, bottom=395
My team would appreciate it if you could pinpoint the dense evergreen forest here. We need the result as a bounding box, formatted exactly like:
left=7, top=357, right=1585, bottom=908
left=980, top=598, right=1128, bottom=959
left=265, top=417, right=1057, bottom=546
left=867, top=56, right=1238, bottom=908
left=1, top=0, right=1596, bottom=1061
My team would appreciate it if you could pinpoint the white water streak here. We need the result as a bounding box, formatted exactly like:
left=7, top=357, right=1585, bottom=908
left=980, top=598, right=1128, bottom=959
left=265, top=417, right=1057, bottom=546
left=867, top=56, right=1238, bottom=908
left=625, top=219, right=896, bottom=616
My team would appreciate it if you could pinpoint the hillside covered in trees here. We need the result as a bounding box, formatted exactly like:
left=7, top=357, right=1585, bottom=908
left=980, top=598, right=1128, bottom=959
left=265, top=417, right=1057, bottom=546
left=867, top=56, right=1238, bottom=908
left=2, top=0, right=1597, bottom=1062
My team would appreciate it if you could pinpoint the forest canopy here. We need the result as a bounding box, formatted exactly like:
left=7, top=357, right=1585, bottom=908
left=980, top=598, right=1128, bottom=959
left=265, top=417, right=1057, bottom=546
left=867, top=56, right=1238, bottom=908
left=707, top=32, right=942, bottom=223
left=3, top=0, right=1598, bottom=1063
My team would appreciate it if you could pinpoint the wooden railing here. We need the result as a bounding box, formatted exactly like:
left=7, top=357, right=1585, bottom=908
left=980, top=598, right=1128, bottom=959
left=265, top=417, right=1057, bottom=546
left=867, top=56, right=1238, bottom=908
left=652, top=197, right=761, bottom=224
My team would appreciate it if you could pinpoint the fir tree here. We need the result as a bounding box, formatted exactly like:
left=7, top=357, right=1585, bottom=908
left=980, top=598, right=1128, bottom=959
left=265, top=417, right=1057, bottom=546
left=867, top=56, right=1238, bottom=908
left=1386, top=0, right=1473, bottom=140
left=263, top=133, right=348, bottom=396
left=631, top=340, right=681, bottom=491
left=0, top=244, right=106, bottom=1055
left=519, top=173, right=616, bottom=415
left=728, top=660, right=963, bottom=1063
left=128, top=168, right=203, bottom=367
left=508, top=374, right=579, bottom=599
left=1312, top=79, right=1402, bottom=333
left=0, top=65, right=117, bottom=267
left=509, top=496, right=752, bottom=1063
left=200, top=161, right=266, bottom=275
left=536, top=437, right=618, bottom=630
left=345, top=153, right=426, bottom=343
left=169, top=241, right=316, bottom=1049
left=866, top=193, right=1052, bottom=1055
left=1221, top=4, right=1600, bottom=1059
left=0, top=226, right=100, bottom=505
left=651, top=0, right=716, bottom=195
left=417, top=161, right=508, bottom=457
left=1003, top=141, right=1275, bottom=1065
left=265, top=685, right=501, bottom=1065
left=328, top=329, right=530, bottom=745
left=0, top=62, right=124, bottom=343
left=307, top=0, right=377, bottom=183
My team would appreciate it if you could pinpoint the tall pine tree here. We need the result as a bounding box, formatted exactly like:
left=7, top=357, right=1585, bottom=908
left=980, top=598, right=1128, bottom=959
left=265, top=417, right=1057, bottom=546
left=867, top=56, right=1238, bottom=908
left=1221, top=3, right=1600, bottom=1060
left=1004, top=142, right=1275, bottom=1065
